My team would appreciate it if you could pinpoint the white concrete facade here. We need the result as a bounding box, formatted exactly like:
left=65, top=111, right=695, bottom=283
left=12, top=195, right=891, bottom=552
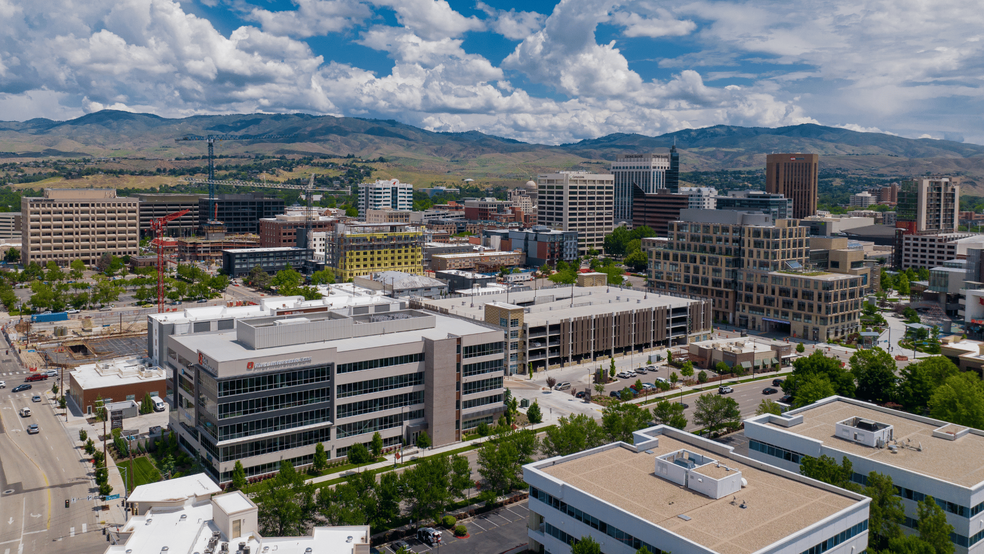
left=357, top=179, right=413, bottom=216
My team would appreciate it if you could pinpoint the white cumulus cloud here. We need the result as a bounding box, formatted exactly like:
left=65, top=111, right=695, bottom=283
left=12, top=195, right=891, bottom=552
left=245, top=0, right=371, bottom=39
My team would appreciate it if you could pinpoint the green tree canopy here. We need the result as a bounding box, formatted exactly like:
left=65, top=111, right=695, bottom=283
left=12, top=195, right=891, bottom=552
left=917, top=495, right=955, bottom=554
left=899, top=356, right=959, bottom=413
left=601, top=402, right=653, bottom=443
left=755, top=399, right=782, bottom=416
left=864, top=471, right=904, bottom=546
left=784, top=351, right=855, bottom=400
left=849, top=347, right=897, bottom=404
left=693, top=394, right=741, bottom=434
left=799, top=455, right=858, bottom=491
left=310, top=268, right=335, bottom=285
left=651, top=400, right=688, bottom=429
left=929, top=372, right=984, bottom=428
left=526, top=400, right=543, bottom=425
left=792, top=373, right=837, bottom=408
left=571, top=536, right=601, bottom=554
left=254, top=460, right=316, bottom=537
left=541, top=413, right=607, bottom=458
left=477, top=422, right=538, bottom=503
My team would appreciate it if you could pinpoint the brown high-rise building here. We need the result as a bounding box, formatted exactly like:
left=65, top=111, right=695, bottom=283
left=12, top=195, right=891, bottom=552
left=765, top=153, right=819, bottom=218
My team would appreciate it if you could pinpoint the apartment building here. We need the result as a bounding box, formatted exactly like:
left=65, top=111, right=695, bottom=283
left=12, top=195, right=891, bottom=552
left=357, top=179, right=413, bottom=216
left=649, top=209, right=809, bottom=326
left=199, top=193, right=284, bottom=235
left=746, top=396, right=984, bottom=554
left=327, top=222, right=424, bottom=280
left=258, top=213, right=337, bottom=247
left=716, top=190, right=794, bottom=221
left=611, top=153, right=670, bottom=222
left=482, top=227, right=578, bottom=268
left=897, top=178, right=959, bottom=234
left=679, top=187, right=717, bottom=210
left=365, top=208, right=413, bottom=224
left=136, top=193, right=203, bottom=238
left=22, top=188, right=139, bottom=266
left=766, top=153, right=819, bottom=218
left=430, top=250, right=525, bottom=271
left=525, top=424, right=870, bottom=554
left=165, top=307, right=506, bottom=482
left=537, top=172, right=614, bottom=255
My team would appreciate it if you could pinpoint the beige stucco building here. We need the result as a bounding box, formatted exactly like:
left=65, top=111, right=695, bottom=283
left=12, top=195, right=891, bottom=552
left=537, top=172, right=614, bottom=256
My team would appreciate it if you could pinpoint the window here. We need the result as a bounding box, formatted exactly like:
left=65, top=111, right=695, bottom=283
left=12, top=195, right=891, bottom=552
left=463, top=393, right=503, bottom=409
left=336, top=391, right=425, bottom=419
left=463, top=377, right=503, bottom=395
left=336, top=409, right=424, bottom=438
left=530, top=487, right=664, bottom=553
left=749, top=439, right=802, bottom=464
left=336, top=373, right=424, bottom=398
left=337, top=353, right=423, bottom=374
left=463, top=359, right=504, bottom=377
left=463, top=342, right=504, bottom=358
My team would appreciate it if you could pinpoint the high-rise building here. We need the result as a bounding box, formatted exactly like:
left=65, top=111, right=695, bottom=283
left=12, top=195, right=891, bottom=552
left=765, top=153, right=819, bottom=218
left=136, top=193, right=204, bottom=238
left=198, top=193, right=284, bottom=235
left=896, top=178, right=959, bottom=234
left=611, top=153, right=670, bottom=223
left=327, top=222, right=424, bottom=280
left=631, top=187, right=689, bottom=236
left=667, top=144, right=680, bottom=193
left=715, top=191, right=793, bottom=221
left=357, top=179, right=413, bottom=216
left=849, top=191, right=875, bottom=208
left=22, top=188, right=139, bottom=266
left=537, top=172, right=614, bottom=256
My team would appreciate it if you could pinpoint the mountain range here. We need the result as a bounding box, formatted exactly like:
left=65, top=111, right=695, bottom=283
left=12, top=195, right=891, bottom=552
left=2, top=111, right=984, bottom=191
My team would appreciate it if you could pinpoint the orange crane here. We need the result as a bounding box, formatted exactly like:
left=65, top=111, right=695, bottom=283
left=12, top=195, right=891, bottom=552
left=150, top=209, right=191, bottom=312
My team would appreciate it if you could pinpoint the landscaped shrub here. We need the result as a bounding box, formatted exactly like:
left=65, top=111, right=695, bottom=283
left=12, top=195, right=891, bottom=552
left=79, top=429, right=88, bottom=442
left=442, top=515, right=456, bottom=528
left=453, top=525, right=468, bottom=537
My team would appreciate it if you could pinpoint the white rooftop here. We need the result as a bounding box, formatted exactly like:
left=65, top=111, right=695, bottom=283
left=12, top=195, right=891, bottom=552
left=211, top=491, right=254, bottom=514
left=126, top=473, right=221, bottom=504
left=71, top=356, right=165, bottom=391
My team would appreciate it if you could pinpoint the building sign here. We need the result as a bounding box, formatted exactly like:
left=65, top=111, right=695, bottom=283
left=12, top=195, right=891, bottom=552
left=248, top=357, right=313, bottom=371
left=197, top=351, right=216, bottom=372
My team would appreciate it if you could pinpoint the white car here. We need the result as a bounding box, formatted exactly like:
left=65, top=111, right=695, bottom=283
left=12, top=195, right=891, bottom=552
left=554, top=381, right=572, bottom=391
left=616, top=371, right=634, bottom=379
left=0, top=380, right=5, bottom=389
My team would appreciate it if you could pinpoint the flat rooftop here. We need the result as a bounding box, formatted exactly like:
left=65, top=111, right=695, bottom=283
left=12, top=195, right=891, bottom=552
left=127, top=473, right=220, bottom=504
left=761, top=397, right=984, bottom=487
left=535, top=434, right=861, bottom=554
left=70, top=356, right=165, bottom=390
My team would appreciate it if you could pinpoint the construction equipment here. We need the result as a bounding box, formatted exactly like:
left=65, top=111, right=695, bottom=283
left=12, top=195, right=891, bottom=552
left=297, top=174, right=316, bottom=250
left=150, top=209, right=191, bottom=312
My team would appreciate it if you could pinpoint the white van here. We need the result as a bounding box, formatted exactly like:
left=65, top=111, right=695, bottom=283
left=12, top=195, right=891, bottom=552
left=19, top=407, right=31, bottom=417
left=151, top=396, right=166, bottom=412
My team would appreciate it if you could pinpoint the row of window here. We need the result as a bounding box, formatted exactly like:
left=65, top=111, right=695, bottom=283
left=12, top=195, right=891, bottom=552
left=463, top=359, right=504, bottom=377
left=749, top=439, right=803, bottom=464
left=217, top=387, right=331, bottom=419
left=337, top=372, right=424, bottom=398
left=218, top=408, right=332, bottom=441
left=218, top=366, right=331, bottom=397
left=463, top=393, right=502, bottom=410
left=336, top=391, right=425, bottom=419
left=530, top=487, right=664, bottom=554
left=219, top=426, right=332, bottom=462
left=799, top=520, right=868, bottom=554
left=336, top=409, right=424, bottom=438
left=337, top=353, right=423, bottom=374
left=463, top=377, right=503, bottom=395
left=463, top=342, right=504, bottom=359
left=851, top=472, right=984, bottom=519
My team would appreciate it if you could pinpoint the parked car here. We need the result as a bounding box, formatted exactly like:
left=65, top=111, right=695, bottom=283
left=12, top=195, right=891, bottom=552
left=32, top=395, right=41, bottom=402
left=26, top=423, right=39, bottom=435
left=762, top=387, right=778, bottom=395
left=718, top=386, right=734, bottom=394
left=655, top=377, right=669, bottom=384
left=197, top=299, right=208, bottom=303
left=12, top=384, right=31, bottom=393
left=641, top=383, right=656, bottom=392
left=43, top=370, right=58, bottom=378
left=616, top=371, right=631, bottom=379
left=779, top=394, right=793, bottom=404
left=554, top=381, right=572, bottom=391
left=772, top=378, right=784, bottom=387
left=25, top=373, right=47, bottom=382
left=0, top=380, right=5, bottom=389
left=417, top=527, right=442, bottom=546
left=390, top=540, right=412, bottom=553
left=575, top=390, right=588, bottom=399
left=635, top=367, right=647, bottom=374
left=66, top=309, right=80, bottom=314
left=609, top=390, right=623, bottom=400
left=646, top=365, right=656, bottom=371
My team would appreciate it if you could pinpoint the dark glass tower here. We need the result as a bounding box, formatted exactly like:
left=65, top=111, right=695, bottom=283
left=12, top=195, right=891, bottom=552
left=667, top=145, right=680, bottom=193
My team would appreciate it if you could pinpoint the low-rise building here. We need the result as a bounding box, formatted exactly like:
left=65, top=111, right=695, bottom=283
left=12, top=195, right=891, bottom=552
left=435, top=269, right=496, bottom=292
left=423, top=241, right=474, bottom=269
left=800, top=216, right=875, bottom=236
left=221, top=247, right=309, bottom=278
left=353, top=271, right=448, bottom=298
left=430, top=250, right=525, bottom=271
left=366, top=208, right=416, bottom=224
left=483, top=227, right=578, bottom=268
left=258, top=213, right=337, bottom=247
left=177, top=235, right=259, bottom=263
left=525, top=424, right=870, bottom=554
left=68, top=357, right=166, bottom=416
left=688, top=336, right=793, bottom=372
left=746, top=396, right=984, bottom=554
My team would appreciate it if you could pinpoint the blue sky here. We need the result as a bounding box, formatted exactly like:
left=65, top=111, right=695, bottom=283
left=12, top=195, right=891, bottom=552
left=0, top=0, right=981, bottom=144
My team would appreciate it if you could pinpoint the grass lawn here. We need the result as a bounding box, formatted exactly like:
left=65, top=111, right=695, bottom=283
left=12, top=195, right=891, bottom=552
left=127, top=456, right=162, bottom=487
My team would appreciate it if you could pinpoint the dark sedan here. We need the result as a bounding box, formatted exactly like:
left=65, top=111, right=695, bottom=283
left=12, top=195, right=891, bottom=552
left=762, top=387, right=779, bottom=395
left=11, top=384, right=31, bottom=393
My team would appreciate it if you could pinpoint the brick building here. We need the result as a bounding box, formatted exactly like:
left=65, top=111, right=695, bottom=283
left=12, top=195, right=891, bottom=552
left=258, top=214, right=337, bottom=247
left=68, top=357, right=167, bottom=416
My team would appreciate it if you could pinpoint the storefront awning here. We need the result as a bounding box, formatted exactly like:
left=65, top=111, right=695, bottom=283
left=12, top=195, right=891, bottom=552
left=740, top=361, right=752, bottom=369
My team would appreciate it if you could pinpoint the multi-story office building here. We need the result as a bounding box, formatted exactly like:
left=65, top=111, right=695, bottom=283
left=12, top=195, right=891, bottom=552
left=800, top=215, right=874, bottom=236
left=746, top=395, right=984, bottom=554
left=22, top=188, right=139, bottom=266
left=0, top=211, right=22, bottom=240
left=327, top=222, right=424, bottom=280
left=221, top=247, right=309, bottom=278
left=716, top=190, right=794, bottom=221
left=482, top=227, right=578, bottom=268
left=357, top=179, right=413, bottom=216
left=611, top=153, right=670, bottom=223
left=537, top=172, right=614, bottom=255
left=667, top=144, right=680, bottom=193
left=136, top=193, right=204, bottom=238
left=165, top=307, right=506, bottom=482
left=365, top=208, right=414, bottom=224
left=897, top=178, right=959, bottom=234
left=766, top=153, right=819, bottom=218
left=199, top=193, right=284, bottom=235
left=679, top=187, right=717, bottom=210
left=258, top=213, right=337, bottom=247
left=176, top=235, right=258, bottom=263
left=509, top=186, right=537, bottom=215
left=525, top=424, right=870, bottom=554
left=850, top=191, right=875, bottom=208
left=631, top=187, right=690, bottom=236
left=649, top=209, right=809, bottom=326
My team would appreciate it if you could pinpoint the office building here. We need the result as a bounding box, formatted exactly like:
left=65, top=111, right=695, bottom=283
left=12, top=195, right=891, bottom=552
left=766, top=153, right=819, bottom=218
left=900, top=232, right=984, bottom=270
left=413, top=286, right=711, bottom=374
left=611, top=153, right=670, bottom=223
left=688, top=336, right=793, bottom=372
left=525, top=424, right=870, bottom=554
left=716, top=190, right=794, bottom=221
left=327, top=222, right=424, bottom=281
left=221, top=247, right=309, bottom=278
left=679, top=187, right=717, bottom=210
left=927, top=260, right=966, bottom=317
left=483, top=227, right=578, bottom=268
left=258, top=213, right=337, bottom=247
left=22, top=188, right=139, bottom=266
left=510, top=185, right=537, bottom=215
left=896, top=178, right=959, bottom=234
left=746, top=395, right=984, bottom=553
left=631, top=187, right=689, bottom=236
left=107, top=474, right=370, bottom=554
left=136, top=193, right=203, bottom=238
left=68, top=356, right=166, bottom=416
left=200, top=193, right=284, bottom=235
left=430, top=250, right=525, bottom=272
left=649, top=209, right=809, bottom=326
left=0, top=211, right=22, bottom=239
left=538, top=172, right=613, bottom=256
left=176, top=235, right=258, bottom=263
left=357, top=179, right=413, bottom=216
left=353, top=271, right=448, bottom=298
left=850, top=191, right=875, bottom=208
left=667, top=144, right=680, bottom=193
left=166, top=307, right=506, bottom=481
left=463, top=198, right=516, bottom=221
left=365, top=208, right=414, bottom=224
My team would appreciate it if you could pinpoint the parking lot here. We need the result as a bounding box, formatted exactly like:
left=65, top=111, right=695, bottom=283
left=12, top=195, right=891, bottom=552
left=378, top=501, right=530, bottom=554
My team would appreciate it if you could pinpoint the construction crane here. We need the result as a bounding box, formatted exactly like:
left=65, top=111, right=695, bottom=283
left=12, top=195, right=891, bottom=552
left=181, top=177, right=345, bottom=193
left=175, top=134, right=293, bottom=225
left=150, top=209, right=191, bottom=313
left=297, top=174, right=316, bottom=251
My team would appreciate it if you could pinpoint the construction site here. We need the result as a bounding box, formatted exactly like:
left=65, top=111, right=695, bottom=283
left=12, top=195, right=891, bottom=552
left=10, top=311, right=150, bottom=371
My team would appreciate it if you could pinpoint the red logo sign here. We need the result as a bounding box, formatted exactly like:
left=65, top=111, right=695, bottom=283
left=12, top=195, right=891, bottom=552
left=198, top=352, right=204, bottom=364
left=246, top=362, right=254, bottom=370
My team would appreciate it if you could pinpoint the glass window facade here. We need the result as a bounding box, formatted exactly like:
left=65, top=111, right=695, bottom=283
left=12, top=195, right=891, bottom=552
left=462, top=342, right=504, bottom=358
left=336, top=391, right=424, bottom=419
left=337, top=372, right=424, bottom=398
left=337, top=353, right=423, bottom=374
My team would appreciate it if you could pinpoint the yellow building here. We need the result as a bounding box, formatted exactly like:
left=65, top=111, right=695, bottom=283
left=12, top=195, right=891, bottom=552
left=329, top=222, right=424, bottom=280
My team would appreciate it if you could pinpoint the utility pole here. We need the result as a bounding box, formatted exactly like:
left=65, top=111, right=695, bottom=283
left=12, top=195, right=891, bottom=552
left=61, top=366, right=67, bottom=422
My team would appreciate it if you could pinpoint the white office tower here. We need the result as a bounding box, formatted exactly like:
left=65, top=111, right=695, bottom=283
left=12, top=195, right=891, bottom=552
left=611, top=153, right=671, bottom=223
left=357, top=179, right=413, bottom=216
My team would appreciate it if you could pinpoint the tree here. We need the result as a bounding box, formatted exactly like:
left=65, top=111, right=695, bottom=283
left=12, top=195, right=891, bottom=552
left=140, top=393, right=154, bottom=415
left=755, top=399, right=782, bottom=416
left=849, top=347, right=897, bottom=404
left=254, top=460, right=316, bottom=536
left=693, top=394, right=741, bottom=434
left=571, top=536, right=601, bottom=554
left=249, top=265, right=272, bottom=289
left=347, top=443, right=371, bottom=464
left=158, top=454, right=175, bottom=479
left=609, top=358, right=616, bottom=380
left=415, top=430, right=431, bottom=450
left=541, top=414, right=607, bottom=457
left=231, top=461, right=247, bottom=491
left=526, top=400, right=543, bottom=424
left=603, top=226, right=631, bottom=258
left=624, top=249, right=648, bottom=272
left=799, top=455, right=857, bottom=491
left=886, top=535, right=936, bottom=554
left=796, top=342, right=805, bottom=353
left=651, top=400, right=687, bottom=429
left=601, top=402, right=652, bottom=443
left=669, top=372, right=678, bottom=386
left=899, top=356, right=959, bottom=413
left=549, top=265, right=578, bottom=304
left=4, top=247, right=19, bottom=264
left=864, top=471, right=904, bottom=546
left=477, top=422, right=538, bottom=503
left=715, top=361, right=730, bottom=375
left=134, top=287, right=153, bottom=304
left=929, top=372, right=984, bottom=428
left=792, top=373, right=837, bottom=408
left=680, top=361, right=694, bottom=381
left=897, top=274, right=910, bottom=296
left=546, top=376, right=557, bottom=389
left=45, top=261, right=65, bottom=282
left=69, top=259, right=86, bottom=280
left=398, top=454, right=470, bottom=523
left=312, top=442, right=328, bottom=473
left=370, top=432, right=384, bottom=459
left=697, top=370, right=708, bottom=383
left=784, top=351, right=855, bottom=399
left=310, top=268, right=335, bottom=285
left=917, top=495, right=955, bottom=554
